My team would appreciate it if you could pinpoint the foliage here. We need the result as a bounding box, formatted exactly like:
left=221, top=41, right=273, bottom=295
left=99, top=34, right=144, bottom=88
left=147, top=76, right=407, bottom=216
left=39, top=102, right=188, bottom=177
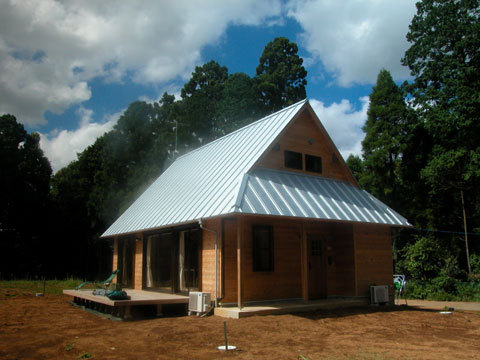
left=0, top=115, right=53, bottom=278
left=404, top=279, right=480, bottom=302
left=254, top=37, right=307, bottom=114
left=361, top=69, right=409, bottom=209
left=345, top=154, right=364, bottom=183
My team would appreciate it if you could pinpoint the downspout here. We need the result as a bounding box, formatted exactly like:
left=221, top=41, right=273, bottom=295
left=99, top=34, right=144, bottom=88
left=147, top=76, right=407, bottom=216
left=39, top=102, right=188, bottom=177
left=199, top=219, right=218, bottom=308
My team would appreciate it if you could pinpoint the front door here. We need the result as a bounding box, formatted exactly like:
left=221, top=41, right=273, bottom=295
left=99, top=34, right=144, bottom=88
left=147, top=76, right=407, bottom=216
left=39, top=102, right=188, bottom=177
left=308, top=234, right=327, bottom=299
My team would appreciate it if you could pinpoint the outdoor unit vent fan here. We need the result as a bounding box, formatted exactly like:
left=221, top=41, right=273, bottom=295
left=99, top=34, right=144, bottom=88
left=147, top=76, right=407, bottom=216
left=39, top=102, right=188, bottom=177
left=370, top=285, right=389, bottom=304
left=188, top=291, right=211, bottom=315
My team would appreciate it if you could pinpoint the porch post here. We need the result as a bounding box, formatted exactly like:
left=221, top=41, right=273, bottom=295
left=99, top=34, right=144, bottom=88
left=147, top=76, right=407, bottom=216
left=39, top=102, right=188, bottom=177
left=134, top=233, right=143, bottom=290
left=237, top=216, right=244, bottom=309
left=112, top=237, right=118, bottom=281
left=301, top=221, right=308, bottom=302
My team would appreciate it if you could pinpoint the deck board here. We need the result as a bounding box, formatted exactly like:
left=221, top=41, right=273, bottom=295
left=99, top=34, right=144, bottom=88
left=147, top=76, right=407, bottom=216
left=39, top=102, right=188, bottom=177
left=63, top=289, right=189, bottom=307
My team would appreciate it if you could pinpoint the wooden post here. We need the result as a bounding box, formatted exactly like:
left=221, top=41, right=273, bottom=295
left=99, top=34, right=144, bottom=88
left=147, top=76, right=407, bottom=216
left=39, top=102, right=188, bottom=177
left=112, top=237, right=118, bottom=283
left=301, top=221, right=308, bottom=302
left=237, top=216, right=244, bottom=309
left=134, top=234, right=143, bottom=290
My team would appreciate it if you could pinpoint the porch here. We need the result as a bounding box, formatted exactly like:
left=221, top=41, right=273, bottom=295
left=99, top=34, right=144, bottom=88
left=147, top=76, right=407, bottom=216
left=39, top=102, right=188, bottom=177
left=63, top=289, right=189, bottom=319
left=214, top=297, right=369, bottom=319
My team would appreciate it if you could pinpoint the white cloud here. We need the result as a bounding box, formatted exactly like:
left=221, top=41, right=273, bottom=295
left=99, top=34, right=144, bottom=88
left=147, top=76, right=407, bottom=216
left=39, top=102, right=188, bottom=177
left=287, top=0, right=417, bottom=86
left=0, top=0, right=281, bottom=126
left=39, top=107, right=120, bottom=172
left=310, top=97, right=369, bottom=159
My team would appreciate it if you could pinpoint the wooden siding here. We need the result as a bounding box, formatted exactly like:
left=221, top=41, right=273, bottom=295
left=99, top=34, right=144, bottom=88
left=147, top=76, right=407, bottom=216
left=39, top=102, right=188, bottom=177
left=222, top=219, right=238, bottom=303
left=305, top=222, right=356, bottom=297
left=201, top=218, right=221, bottom=298
left=354, top=223, right=393, bottom=298
left=222, top=216, right=303, bottom=303
left=133, top=234, right=143, bottom=290
left=254, top=108, right=358, bottom=186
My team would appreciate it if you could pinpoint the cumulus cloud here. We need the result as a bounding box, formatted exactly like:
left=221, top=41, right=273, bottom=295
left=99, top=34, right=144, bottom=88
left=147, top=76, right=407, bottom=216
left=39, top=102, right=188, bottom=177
left=310, top=97, right=369, bottom=159
left=39, top=107, right=120, bottom=172
left=287, top=0, right=416, bottom=86
left=0, top=0, right=281, bottom=126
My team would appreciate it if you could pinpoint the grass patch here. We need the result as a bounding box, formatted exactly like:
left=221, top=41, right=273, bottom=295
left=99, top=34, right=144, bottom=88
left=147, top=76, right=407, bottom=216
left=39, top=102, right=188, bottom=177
left=65, top=343, right=75, bottom=351
left=0, top=278, right=83, bottom=297
left=77, top=351, right=92, bottom=359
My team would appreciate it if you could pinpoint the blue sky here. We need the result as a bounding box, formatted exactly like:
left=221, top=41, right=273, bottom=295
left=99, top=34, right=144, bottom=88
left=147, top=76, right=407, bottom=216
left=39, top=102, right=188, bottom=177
left=0, top=0, right=417, bottom=172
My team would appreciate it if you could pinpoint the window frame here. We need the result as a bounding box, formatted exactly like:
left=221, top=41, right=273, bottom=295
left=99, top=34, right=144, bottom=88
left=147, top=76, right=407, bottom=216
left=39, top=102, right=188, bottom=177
left=252, top=224, right=274, bottom=272
left=284, top=150, right=303, bottom=170
left=305, top=154, right=322, bottom=173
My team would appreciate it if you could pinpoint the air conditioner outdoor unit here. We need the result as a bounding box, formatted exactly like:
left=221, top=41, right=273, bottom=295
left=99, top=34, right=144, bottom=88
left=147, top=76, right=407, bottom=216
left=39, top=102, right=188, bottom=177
left=188, top=291, right=211, bottom=315
left=370, top=285, right=389, bottom=304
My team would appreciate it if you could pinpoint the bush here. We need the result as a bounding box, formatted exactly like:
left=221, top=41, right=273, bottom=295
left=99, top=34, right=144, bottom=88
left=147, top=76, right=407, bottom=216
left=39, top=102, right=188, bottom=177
left=404, top=278, right=480, bottom=301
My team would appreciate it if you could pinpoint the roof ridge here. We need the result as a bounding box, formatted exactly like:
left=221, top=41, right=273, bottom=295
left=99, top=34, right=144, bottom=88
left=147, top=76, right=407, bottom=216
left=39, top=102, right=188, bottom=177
left=174, top=99, right=308, bottom=161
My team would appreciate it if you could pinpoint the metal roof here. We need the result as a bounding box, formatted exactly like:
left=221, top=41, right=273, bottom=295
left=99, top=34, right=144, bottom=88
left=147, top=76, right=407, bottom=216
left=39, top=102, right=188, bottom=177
left=236, top=168, right=410, bottom=227
left=102, top=100, right=308, bottom=237
left=102, top=99, right=410, bottom=238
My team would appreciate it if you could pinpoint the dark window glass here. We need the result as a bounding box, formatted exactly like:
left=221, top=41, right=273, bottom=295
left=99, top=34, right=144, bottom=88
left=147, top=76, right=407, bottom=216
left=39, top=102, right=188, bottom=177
left=305, top=154, right=322, bottom=173
left=252, top=225, right=274, bottom=272
left=284, top=150, right=302, bottom=170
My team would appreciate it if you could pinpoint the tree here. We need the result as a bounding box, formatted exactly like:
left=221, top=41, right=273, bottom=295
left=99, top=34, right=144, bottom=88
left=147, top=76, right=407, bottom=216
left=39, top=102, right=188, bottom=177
left=0, top=114, right=52, bottom=277
left=345, top=154, right=364, bottom=183
left=254, top=37, right=307, bottom=114
left=402, top=0, right=480, bottom=274
left=218, top=72, right=258, bottom=134
left=361, top=69, right=408, bottom=209
left=181, top=60, right=229, bottom=142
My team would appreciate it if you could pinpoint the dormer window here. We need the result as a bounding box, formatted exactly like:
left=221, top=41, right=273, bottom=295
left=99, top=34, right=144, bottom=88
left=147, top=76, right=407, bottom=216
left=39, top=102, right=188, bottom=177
left=284, top=150, right=302, bottom=170
left=305, top=154, right=322, bottom=173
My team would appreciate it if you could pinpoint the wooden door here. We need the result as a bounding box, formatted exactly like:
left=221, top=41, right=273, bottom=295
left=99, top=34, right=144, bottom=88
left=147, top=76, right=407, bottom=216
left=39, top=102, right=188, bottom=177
left=308, top=234, right=327, bottom=299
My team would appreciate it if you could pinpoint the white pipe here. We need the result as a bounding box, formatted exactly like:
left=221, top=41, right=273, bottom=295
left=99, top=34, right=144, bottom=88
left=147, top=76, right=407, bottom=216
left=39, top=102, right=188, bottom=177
left=199, top=219, right=218, bottom=308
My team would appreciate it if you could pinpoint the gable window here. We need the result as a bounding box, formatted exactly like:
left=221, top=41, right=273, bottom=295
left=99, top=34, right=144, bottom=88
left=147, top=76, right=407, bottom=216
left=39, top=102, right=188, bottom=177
left=305, top=154, right=322, bottom=173
left=252, top=225, right=274, bottom=272
left=284, top=150, right=302, bottom=170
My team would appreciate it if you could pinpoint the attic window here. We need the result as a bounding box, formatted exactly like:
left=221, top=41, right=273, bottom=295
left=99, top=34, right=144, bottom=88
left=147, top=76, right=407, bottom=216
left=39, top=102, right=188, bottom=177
left=252, top=225, right=274, bottom=272
left=284, top=150, right=302, bottom=170
left=305, top=154, right=322, bottom=173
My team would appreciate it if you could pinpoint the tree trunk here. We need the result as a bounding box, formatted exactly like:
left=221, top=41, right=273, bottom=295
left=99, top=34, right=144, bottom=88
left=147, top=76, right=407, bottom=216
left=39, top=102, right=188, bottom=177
left=460, top=189, right=471, bottom=275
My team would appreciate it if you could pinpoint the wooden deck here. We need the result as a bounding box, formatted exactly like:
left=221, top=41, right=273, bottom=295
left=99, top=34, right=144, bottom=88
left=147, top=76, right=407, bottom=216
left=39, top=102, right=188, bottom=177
left=63, top=289, right=189, bottom=307
left=214, top=297, right=369, bottom=319
left=63, top=289, right=189, bottom=319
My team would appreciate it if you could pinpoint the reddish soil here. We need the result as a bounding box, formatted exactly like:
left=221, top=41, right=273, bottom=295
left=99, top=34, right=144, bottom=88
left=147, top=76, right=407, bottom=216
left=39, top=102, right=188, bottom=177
left=1, top=290, right=480, bottom=359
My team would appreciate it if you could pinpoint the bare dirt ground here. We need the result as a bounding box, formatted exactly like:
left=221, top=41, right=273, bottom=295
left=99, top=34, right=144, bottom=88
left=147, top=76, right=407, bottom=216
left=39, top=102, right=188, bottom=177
left=1, top=289, right=480, bottom=359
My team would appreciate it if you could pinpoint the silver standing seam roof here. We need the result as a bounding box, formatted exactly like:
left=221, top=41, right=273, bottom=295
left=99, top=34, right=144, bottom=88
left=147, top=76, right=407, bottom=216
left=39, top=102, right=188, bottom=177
left=102, top=99, right=410, bottom=238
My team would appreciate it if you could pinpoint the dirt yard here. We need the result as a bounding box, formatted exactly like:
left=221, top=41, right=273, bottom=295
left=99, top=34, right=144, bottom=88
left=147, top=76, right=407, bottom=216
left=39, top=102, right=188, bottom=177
left=1, top=289, right=480, bottom=359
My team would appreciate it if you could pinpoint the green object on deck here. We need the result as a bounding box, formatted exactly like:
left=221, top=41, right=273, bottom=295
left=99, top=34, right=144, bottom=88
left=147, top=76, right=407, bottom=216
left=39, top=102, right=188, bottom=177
left=76, top=269, right=119, bottom=290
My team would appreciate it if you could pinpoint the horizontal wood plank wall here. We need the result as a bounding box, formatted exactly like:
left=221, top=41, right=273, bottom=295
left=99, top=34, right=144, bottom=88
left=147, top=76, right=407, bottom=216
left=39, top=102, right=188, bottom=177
left=112, top=237, right=118, bottom=282
left=242, top=217, right=302, bottom=302
left=354, top=224, right=393, bottom=297
left=332, top=224, right=355, bottom=296
left=254, top=109, right=357, bottom=186
left=201, top=218, right=221, bottom=298
left=133, top=235, right=143, bottom=290
left=222, top=219, right=238, bottom=303
left=305, top=222, right=355, bottom=297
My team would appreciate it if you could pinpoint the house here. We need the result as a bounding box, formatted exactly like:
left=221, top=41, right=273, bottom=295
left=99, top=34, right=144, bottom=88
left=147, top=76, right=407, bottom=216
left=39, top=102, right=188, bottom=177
left=102, top=99, right=410, bottom=309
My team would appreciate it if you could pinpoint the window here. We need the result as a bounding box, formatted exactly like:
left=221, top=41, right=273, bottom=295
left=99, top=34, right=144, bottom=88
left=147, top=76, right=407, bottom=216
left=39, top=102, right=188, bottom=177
left=305, top=154, right=322, bottom=173
left=252, top=225, right=274, bottom=272
left=284, top=150, right=302, bottom=170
